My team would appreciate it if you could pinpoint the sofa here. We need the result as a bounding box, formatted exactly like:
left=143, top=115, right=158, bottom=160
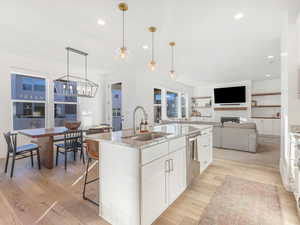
left=161, top=120, right=257, bottom=153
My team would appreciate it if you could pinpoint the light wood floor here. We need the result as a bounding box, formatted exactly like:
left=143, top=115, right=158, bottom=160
left=0, top=153, right=299, bottom=225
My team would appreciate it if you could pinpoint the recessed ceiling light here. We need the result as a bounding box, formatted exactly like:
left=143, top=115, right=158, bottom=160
left=234, top=13, right=244, bottom=20
left=266, top=74, right=271, bottom=78
left=142, top=45, right=149, bottom=50
left=267, top=55, right=274, bottom=60
left=281, top=52, right=288, bottom=57
left=97, top=19, right=106, bottom=26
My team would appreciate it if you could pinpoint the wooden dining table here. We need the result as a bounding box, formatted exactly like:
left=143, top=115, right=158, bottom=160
left=19, top=127, right=68, bottom=169
left=19, top=126, right=111, bottom=169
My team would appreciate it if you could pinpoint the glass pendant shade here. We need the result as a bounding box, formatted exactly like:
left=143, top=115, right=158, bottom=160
left=119, top=47, right=127, bottom=59
left=148, top=60, right=156, bottom=71
left=169, top=70, right=176, bottom=79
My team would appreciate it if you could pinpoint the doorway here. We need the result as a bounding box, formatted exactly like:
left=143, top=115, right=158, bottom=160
left=111, top=82, right=122, bottom=131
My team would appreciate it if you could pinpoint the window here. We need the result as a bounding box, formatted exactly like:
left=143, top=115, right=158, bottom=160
left=11, top=74, right=46, bottom=130
left=181, top=93, right=187, bottom=118
left=166, top=91, right=178, bottom=118
left=54, top=80, right=77, bottom=127
left=153, top=88, right=162, bottom=123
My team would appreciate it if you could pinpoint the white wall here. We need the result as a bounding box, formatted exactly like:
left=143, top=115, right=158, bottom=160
left=103, top=69, right=194, bottom=129
left=252, top=79, right=281, bottom=93
left=193, top=79, right=281, bottom=121
left=194, top=80, right=261, bottom=119
left=0, top=53, right=105, bottom=158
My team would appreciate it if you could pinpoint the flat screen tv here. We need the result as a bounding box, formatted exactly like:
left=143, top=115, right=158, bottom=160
left=214, top=86, right=246, bottom=104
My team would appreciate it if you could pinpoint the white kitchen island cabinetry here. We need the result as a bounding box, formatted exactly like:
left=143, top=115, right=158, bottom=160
left=87, top=124, right=212, bottom=225
left=142, top=140, right=186, bottom=225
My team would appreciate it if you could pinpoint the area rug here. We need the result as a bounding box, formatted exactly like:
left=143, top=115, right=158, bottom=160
left=198, top=176, right=283, bottom=225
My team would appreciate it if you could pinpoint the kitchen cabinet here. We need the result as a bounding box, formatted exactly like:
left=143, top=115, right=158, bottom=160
left=142, top=155, right=169, bottom=225
left=197, top=128, right=213, bottom=173
left=94, top=124, right=213, bottom=225
left=142, top=143, right=186, bottom=225
left=168, top=148, right=186, bottom=205
left=252, top=119, right=281, bottom=136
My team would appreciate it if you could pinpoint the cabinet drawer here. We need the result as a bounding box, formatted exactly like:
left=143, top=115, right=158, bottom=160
left=142, top=142, right=169, bottom=165
left=169, top=137, right=186, bottom=153
left=198, top=135, right=211, bottom=148
left=201, top=128, right=212, bottom=136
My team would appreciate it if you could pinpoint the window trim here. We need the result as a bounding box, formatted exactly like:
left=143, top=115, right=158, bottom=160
left=11, top=72, right=49, bottom=131
left=153, top=87, right=188, bottom=120
left=53, top=80, right=78, bottom=127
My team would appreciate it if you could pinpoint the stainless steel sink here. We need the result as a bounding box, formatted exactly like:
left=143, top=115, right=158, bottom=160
left=122, top=132, right=169, bottom=141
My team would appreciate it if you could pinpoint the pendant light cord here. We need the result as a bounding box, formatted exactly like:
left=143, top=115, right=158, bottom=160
left=67, top=49, right=70, bottom=81
left=122, top=11, right=125, bottom=48
left=152, top=32, right=154, bottom=61
left=171, top=46, right=174, bottom=71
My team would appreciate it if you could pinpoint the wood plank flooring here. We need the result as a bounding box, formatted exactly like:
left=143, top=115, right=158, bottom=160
left=0, top=152, right=299, bottom=225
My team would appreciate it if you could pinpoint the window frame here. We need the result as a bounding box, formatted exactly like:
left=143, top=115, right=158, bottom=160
left=53, top=80, right=78, bottom=127
left=153, top=88, right=163, bottom=123
left=10, top=72, right=49, bottom=131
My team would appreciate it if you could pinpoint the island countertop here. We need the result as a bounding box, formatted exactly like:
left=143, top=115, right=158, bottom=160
left=86, top=123, right=212, bottom=149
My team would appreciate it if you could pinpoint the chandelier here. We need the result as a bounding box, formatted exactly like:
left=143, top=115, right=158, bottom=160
left=55, top=47, right=98, bottom=98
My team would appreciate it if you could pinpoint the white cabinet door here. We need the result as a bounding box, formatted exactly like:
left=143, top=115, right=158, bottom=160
left=272, top=119, right=281, bottom=136
left=254, top=119, right=264, bottom=135
left=142, top=155, right=169, bottom=225
left=197, top=132, right=212, bottom=173
left=168, top=148, right=186, bottom=205
left=263, top=119, right=273, bottom=135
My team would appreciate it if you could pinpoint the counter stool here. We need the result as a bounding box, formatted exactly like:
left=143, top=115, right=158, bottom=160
left=83, top=139, right=99, bottom=206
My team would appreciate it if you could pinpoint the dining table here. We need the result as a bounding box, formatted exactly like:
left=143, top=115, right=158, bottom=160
left=19, top=126, right=111, bottom=169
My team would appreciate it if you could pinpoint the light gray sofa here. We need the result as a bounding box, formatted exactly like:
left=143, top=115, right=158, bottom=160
left=161, top=120, right=257, bottom=152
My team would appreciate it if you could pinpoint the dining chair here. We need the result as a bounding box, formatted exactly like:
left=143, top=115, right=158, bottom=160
left=55, top=130, right=85, bottom=170
left=3, top=132, right=41, bottom=178
left=83, top=139, right=99, bottom=206
left=53, top=121, right=81, bottom=143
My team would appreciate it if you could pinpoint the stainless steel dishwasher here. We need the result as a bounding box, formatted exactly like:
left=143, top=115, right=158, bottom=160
left=186, top=131, right=201, bottom=187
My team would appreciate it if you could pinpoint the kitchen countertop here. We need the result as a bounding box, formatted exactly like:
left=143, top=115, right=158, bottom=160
left=86, top=123, right=212, bottom=149
left=161, top=119, right=256, bottom=129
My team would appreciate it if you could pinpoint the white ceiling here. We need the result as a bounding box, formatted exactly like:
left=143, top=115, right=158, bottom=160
left=0, top=0, right=298, bottom=86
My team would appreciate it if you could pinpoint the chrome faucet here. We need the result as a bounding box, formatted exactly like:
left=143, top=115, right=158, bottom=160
left=133, top=106, right=148, bottom=135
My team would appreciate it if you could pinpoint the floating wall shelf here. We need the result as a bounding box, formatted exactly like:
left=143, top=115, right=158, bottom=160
left=251, top=116, right=280, bottom=119
left=214, top=107, right=248, bottom=111
left=252, top=105, right=281, bottom=108
left=252, top=92, right=281, bottom=97
left=192, top=96, right=212, bottom=99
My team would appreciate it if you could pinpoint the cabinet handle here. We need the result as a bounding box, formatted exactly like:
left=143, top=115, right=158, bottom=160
left=165, top=160, right=170, bottom=173
left=170, top=159, right=174, bottom=172
left=164, top=161, right=167, bottom=204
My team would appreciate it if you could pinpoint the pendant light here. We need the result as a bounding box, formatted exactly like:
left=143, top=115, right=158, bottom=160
left=118, top=2, right=128, bottom=59
left=169, top=42, right=176, bottom=79
left=55, top=47, right=99, bottom=98
left=148, top=26, right=157, bottom=71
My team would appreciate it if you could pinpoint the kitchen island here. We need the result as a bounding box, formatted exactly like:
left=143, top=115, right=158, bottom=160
left=87, top=123, right=213, bottom=225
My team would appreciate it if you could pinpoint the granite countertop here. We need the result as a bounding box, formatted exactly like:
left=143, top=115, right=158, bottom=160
left=161, top=120, right=256, bottom=129
left=86, top=123, right=212, bottom=149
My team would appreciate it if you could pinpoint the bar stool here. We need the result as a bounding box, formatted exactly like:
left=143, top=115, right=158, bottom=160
left=83, top=139, right=99, bottom=206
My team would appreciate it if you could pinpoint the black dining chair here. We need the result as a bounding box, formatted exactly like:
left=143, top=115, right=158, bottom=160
left=3, top=132, right=41, bottom=178
left=55, top=130, right=85, bottom=170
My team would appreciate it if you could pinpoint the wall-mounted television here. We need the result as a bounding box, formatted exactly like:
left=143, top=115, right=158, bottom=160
left=214, top=86, right=246, bottom=104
